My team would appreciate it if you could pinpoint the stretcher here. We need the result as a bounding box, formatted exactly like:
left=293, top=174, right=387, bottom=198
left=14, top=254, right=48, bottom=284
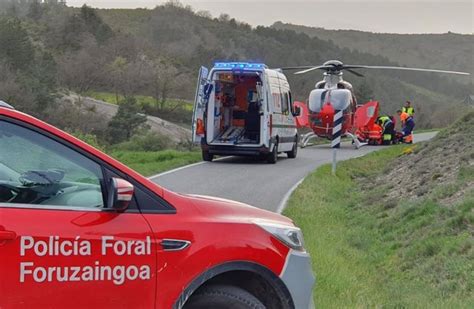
left=214, top=127, right=244, bottom=143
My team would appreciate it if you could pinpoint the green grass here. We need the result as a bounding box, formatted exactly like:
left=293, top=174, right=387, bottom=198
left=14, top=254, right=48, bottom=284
left=414, top=128, right=441, bottom=134
left=85, top=91, right=193, bottom=111
left=69, top=131, right=201, bottom=177
left=284, top=145, right=473, bottom=308
left=109, top=149, right=201, bottom=176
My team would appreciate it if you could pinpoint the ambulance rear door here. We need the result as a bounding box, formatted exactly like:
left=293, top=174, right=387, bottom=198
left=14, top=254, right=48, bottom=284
left=192, top=66, right=210, bottom=144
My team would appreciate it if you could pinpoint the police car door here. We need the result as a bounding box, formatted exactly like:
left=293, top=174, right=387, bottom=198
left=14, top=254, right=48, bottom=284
left=192, top=66, right=209, bottom=144
left=0, top=120, right=156, bottom=308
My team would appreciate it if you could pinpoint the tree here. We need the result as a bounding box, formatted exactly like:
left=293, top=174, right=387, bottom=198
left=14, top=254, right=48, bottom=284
left=149, top=58, right=180, bottom=110
left=80, top=5, right=113, bottom=43
left=27, top=0, right=43, bottom=21
left=106, top=97, right=148, bottom=144
left=108, top=56, right=128, bottom=103
left=58, top=38, right=108, bottom=93
left=0, top=18, right=34, bottom=70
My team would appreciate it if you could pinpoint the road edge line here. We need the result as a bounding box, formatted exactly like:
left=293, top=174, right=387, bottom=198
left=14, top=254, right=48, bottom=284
left=277, top=177, right=305, bottom=214
left=149, top=156, right=230, bottom=180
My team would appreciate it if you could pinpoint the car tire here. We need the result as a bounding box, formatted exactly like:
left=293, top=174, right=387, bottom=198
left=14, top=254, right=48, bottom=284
left=286, top=138, right=298, bottom=159
left=267, top=142, right=278, bottom=164
left=202, top=150, right=214, bottom=162
left=184, top=284, right=265, bottom=309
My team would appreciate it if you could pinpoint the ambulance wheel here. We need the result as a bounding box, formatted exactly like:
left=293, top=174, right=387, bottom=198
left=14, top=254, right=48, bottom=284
left=287, top=140, right=298, bottom=159
left=267, top=142, right=278, bottom=164
left=202, top=150, right=214, bottom=162
left=184, top=284, right=265, bottom=309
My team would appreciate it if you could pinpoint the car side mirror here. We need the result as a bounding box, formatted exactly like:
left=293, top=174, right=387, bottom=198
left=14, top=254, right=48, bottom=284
left=107, top=177, right=134, bottom=212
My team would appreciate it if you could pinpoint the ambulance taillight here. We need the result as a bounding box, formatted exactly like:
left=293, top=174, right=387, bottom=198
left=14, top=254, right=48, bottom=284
left=196, top=118, right=205, bottom=135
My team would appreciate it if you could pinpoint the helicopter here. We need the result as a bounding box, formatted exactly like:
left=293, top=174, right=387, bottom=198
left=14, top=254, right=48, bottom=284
left=281, top=60, right=470, bottom=147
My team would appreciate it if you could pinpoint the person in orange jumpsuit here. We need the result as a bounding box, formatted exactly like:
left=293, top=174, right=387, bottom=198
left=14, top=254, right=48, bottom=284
left=397, top=110, right=415, bottom=143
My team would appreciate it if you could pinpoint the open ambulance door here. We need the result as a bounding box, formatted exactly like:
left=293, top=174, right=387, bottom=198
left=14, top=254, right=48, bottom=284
left=192, top=66, right=210, bottom=143
left=294, top=101, right=309, bottom=129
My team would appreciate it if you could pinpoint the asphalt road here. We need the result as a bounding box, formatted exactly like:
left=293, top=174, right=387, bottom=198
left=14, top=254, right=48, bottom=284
left=151, top=132, right=436, bottom=213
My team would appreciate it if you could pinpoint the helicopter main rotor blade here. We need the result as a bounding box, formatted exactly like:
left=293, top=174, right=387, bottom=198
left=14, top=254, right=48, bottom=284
left=344, top=65, right=471, bottom=76
left=294, top=66, right=332, bottom=75
left=345, top=69, right=364, bottom=77
left=279, top=66, right=318, bottom=71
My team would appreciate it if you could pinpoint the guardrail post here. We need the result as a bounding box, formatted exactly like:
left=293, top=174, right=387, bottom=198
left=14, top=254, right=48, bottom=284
left=331, top=109, right=343, bottom=175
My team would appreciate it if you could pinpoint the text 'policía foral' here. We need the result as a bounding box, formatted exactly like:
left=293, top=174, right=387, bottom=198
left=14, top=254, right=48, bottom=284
left=19, top=236, right=153, bottom=285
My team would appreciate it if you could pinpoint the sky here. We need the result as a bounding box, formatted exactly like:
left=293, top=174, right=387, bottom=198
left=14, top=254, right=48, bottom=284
left=67, top=0, right=473, bottom=34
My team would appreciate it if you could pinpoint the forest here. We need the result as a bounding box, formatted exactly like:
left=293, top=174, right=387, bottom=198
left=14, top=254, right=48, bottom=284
left=0, top=0, right=471, bottom=150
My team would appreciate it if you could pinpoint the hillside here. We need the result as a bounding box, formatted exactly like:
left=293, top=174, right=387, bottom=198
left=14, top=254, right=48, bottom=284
left=97, top=5, right=471, bottom=127
left=272, top=22, right=474, bottom=85
left=0, top=0, right=471, bottom=141
left=284, top=111, right=474, bottom=307
left=61, top=94, right=191, bottom=143
left=378, top=111, right=474, bottom=204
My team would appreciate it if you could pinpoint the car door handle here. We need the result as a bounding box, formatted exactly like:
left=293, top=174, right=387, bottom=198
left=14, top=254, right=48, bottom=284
left=0, top=230, right=16, bottom=241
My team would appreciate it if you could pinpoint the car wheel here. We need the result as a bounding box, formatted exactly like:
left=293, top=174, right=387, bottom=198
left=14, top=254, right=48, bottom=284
left=287, top=138, right=298, bottom=159
left=202, top=150, right=214, bottom=162
left=267, top=142, right=278, bottom=164
left=184, top=284, right=265, bottom=309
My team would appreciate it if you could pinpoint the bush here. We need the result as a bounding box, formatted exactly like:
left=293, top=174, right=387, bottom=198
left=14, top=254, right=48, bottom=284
left=68, top=130, right=105, bottom=151
left=106, top=96, right=148, bottom=144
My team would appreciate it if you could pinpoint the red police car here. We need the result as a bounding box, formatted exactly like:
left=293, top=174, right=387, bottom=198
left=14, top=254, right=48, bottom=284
left=0, top=102, right=315, bottom=308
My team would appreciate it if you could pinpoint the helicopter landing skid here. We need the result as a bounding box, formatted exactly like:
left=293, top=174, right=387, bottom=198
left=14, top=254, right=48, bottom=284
left=299, top=132, right=368, bottom=149
left=345, top=132, right=368, bottom=149
left=300, top=132, right=319, bottom=148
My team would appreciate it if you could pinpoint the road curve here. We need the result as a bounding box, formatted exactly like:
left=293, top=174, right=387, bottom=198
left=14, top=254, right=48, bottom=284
left=151, top=132, right=436, bottom=213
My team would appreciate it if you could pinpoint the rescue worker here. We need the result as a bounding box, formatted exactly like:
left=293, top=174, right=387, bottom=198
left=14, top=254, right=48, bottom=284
left=402, top=100, right=415, bottom=117
left=397, top=109, right=415, bottom=144
left=377, top=115, right=395, bottom=145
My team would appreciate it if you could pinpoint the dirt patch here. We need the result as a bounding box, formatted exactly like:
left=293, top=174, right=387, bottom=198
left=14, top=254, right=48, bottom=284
left=374, top=112, right=474, bottom=206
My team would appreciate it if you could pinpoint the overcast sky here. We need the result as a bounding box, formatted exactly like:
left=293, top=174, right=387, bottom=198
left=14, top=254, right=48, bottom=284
left=67, top=0, right=473, bottom=34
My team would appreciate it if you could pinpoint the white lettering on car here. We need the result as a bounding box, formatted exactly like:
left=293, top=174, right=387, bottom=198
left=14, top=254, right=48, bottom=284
left=20, top=236, right=34, bottom=256
left=18, top=236, right=153, bottom=285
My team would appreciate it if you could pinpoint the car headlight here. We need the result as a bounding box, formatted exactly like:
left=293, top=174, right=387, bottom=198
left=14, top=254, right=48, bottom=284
left=255, top=221, right=306, bottom=252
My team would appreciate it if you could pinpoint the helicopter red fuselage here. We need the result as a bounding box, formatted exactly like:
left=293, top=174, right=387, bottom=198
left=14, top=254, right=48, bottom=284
left=295, top=79, right=357, bottom=139
left=308, top=101, right=355, bottom=139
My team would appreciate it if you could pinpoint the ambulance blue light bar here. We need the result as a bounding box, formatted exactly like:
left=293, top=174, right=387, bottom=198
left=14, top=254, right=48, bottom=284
left=214, top=62, right=267, bottom=70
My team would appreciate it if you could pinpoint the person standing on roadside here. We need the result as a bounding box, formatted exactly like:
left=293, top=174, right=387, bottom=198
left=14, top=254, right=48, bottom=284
left=402, top=100, right=415, bottom=117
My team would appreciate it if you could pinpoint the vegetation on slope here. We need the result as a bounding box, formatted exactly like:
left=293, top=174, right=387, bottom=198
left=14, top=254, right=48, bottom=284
left=1, top=1, right=470, bottom=131
left=284, top=112, right=474, bottom=307
left=0, top=1, right=470, bottom=175
left=272, top=22, right=474, bottom=84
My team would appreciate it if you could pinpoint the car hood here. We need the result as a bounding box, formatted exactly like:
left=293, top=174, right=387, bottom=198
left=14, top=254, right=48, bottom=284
left=182, top=193, right=294, bottom=226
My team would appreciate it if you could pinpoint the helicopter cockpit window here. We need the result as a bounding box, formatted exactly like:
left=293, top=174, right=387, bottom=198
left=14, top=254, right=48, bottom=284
left=367, top=106, right=376, bottom=117
left=308, top=89, right=352, bottom=113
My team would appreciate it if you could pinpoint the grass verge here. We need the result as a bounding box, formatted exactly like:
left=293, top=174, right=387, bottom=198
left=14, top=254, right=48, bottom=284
left=109, top=149, right=201, bottom=177
left=284, top=145, right=473, bottom=308
left=85, top=91, right=193, bottom=111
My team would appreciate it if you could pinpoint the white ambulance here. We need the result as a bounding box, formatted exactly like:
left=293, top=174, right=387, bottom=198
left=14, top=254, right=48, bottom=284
left=192, top=62, right=300, bottom=163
